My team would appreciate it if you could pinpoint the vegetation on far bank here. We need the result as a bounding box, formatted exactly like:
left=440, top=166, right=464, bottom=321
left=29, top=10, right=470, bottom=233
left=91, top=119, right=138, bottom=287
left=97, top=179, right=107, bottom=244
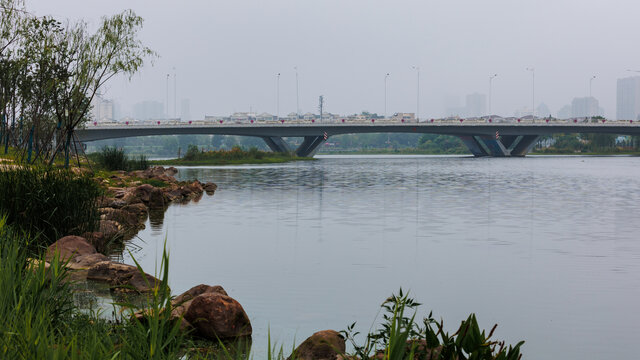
left=151, top=145, right=312, bottom=166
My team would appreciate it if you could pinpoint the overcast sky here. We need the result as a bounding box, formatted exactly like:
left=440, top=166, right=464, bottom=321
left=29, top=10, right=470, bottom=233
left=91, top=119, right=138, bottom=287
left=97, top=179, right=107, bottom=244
left=27, top=0, right=640, bottom=119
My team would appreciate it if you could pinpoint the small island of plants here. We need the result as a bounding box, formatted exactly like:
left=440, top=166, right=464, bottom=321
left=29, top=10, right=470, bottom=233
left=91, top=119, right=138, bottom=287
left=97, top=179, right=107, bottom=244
left=151, top=145, right=312, bottom=166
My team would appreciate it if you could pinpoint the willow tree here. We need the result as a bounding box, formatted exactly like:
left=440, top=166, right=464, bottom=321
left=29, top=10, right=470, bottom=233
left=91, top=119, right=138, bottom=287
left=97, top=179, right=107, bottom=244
left=47, top=10, right=155, bottom=167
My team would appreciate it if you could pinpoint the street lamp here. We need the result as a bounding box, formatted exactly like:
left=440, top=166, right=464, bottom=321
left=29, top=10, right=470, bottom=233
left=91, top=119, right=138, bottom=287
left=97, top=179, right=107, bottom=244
left=526, top=67, right=535, bottom=120
left=412, top=66, right=420, bottom=122
left=294, top=66, right=299, bottom=120
left=165, top=73, right=170, bottom=119
left=276, top=73, right=281, bottom=122
left=489, top=74, right=497, bottom=117
left=384, top=73, right=390, bottom=119
left=589, top=75, right=596, bottom=120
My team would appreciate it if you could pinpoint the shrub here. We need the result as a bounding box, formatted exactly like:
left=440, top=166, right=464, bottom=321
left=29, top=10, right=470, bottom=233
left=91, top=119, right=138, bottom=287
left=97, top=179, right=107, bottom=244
left=183, top=144, right=200, bottom=161
left=91, top=146, right=150, bottom=171
left=0, top=167, right=102, bottom=250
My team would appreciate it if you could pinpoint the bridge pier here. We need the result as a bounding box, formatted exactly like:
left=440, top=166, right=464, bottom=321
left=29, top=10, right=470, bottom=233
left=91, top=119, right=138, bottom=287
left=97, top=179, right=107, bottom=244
left=261, top=135, right=327, bottom=157
left=261, top=136, right=291, bottom=153
left=296, top=136, right=325, bottom=157
left=459, top=135, right=540, bottom=157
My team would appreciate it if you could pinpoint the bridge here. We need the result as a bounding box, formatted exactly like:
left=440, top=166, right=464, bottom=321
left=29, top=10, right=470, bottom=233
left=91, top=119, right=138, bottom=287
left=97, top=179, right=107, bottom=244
left=75, top=119, right=640, bottom=157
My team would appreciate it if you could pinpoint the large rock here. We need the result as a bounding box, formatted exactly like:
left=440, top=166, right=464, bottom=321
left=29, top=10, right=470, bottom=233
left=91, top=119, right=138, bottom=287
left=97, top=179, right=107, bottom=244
left=87, top=261, right=162, bottom=293
left=45, top=236, right=96, bottom=262
left=100, top=207, right=139, bottom=228
left=184, top=293, right=252, bottom=340
left=203, top=182, right=217, bottom=194
left=172, top=284, right=228, bottom=318
left=67, top=253, right=110, bottom=270
left=148, top=187, right=166, bottom=208
left=288, top=330, right=346, bottom=360
left=98, top=220, right=122, bottom=239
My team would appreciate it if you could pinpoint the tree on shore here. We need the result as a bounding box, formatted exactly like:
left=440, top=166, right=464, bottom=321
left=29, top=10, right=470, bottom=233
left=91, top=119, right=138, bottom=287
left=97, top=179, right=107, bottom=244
left=0, top=0, right=155, bottom=166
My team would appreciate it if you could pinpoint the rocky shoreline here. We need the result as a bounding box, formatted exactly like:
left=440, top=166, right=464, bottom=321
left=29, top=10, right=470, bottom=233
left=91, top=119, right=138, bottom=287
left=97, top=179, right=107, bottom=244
left=35, top=166, right=346, bottom=359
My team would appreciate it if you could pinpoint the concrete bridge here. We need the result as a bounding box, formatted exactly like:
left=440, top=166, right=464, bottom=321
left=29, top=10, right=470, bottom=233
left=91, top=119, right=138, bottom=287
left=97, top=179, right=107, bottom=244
left=75, top=119, right=640, bottom=157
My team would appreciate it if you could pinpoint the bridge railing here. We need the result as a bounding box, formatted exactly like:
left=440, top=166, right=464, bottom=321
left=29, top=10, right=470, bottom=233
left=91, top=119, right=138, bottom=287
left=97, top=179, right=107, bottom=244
left=84, top=117, right=638, bottom=128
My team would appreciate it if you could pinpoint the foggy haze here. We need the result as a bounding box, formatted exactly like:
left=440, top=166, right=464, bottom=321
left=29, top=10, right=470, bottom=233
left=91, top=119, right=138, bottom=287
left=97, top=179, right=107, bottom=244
left=27, top=0, right=640, bottom=120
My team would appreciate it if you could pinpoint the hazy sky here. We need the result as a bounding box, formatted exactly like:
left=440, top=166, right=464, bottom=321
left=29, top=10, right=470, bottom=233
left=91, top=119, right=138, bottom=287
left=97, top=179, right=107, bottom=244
left=27, top=0, right=640, bottom=119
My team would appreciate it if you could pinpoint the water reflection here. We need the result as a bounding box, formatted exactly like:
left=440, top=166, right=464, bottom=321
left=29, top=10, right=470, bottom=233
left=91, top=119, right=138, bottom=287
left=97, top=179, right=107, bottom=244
left=125, top=156, right=640, bottom=360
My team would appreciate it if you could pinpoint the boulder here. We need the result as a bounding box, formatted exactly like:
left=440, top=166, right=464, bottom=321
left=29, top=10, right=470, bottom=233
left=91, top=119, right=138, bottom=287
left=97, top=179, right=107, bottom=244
left=99, top=220, right=121, bottom=239
left=288, top=330, right=346, bottom=360
left=184, top=293, right=252, bottom=340
left=121, top=203, right=148, bottom=218
left=203, top=182, right=217, bottom=194
left=45, top=235, right=96, bottom=262
left=87, top=261, right=162, bottom=293
left=134, top=184, right=155, bottom=203
left=67, top=253, right=110, bottom=270
left=148, top=187, right=166, bottom=208
left=172, top=284, right=228, bottom=317
left=100, top=207, right=139, bottom=228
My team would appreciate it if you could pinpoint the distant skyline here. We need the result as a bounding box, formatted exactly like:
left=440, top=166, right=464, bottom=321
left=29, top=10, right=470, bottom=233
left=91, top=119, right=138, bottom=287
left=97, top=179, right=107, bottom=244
left=27, top=0, right=640, bottom=119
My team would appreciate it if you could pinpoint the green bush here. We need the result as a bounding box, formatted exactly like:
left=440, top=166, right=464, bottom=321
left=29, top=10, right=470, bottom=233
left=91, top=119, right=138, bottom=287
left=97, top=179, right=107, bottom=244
left=342, top=289, right=524, bottom=360
left=91, top=146, right=150, bottom=171
left=0, top=167, right=102, bottom=250
left=183, top=144, right=200, bottom=161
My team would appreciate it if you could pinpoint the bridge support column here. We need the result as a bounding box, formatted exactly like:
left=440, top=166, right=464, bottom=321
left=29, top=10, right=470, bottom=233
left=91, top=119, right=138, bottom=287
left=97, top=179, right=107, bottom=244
left=296, top=136, right=325, bottom=157
left=478, top=135, right=510, bottom=157
left=262, top=136, right=291, bottom=153
left=510, top=135, right=540, bottom=157
left=460, top=135, right=540, bottom=157
left=458, top=136, right=489, bottom=157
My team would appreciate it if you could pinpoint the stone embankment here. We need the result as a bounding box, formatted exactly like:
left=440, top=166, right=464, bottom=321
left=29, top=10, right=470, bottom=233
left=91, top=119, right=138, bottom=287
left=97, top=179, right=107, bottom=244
left=40, top=166, right=347, bottom=352
left=88, top=166, right=217, bottom=244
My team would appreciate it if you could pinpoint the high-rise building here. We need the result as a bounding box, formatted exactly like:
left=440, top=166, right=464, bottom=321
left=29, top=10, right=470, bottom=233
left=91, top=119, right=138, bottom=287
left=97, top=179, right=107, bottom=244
left=181, top=99, right=191, bottom=121
left=465, top=93, right=486, bottom=117
left=90, top=95, right=114, bottom=122
left=616, top=76, right=640, bottom=120
left=571, top=97, right=599, bottom=118
left=133, top=100, right=164, bottom=120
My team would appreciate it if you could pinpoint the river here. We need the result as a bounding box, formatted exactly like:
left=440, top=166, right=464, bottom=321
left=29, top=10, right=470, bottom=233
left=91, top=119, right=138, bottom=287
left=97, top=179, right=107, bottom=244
left=122, top=155, right=640, bottom=359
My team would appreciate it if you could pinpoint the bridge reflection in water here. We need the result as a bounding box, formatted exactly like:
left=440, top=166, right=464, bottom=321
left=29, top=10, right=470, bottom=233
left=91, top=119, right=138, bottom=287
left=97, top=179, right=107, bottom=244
left=76, top=118, right=640, bottom=157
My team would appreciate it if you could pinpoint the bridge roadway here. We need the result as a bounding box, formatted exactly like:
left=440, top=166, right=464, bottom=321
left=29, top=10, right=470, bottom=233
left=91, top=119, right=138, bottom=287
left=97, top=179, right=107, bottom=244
left=75, top=119, right=640, bottom=157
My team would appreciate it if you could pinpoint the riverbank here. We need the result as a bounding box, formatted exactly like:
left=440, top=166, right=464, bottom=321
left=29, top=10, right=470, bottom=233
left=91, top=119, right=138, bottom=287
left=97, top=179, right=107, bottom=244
left=150, top=146, right=313, bottom=166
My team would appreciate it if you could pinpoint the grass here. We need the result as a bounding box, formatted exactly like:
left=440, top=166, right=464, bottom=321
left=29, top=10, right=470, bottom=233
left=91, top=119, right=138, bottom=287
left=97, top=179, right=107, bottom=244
left=88, top=146, right=150, bottom=171
left=151, top=145, right=312, bottom=166
left=0, top=166, right=102, bottom=250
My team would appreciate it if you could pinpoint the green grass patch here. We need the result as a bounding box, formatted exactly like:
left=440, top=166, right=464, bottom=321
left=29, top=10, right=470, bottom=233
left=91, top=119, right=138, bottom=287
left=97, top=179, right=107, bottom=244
left=151, top=145, right=312, bottom=166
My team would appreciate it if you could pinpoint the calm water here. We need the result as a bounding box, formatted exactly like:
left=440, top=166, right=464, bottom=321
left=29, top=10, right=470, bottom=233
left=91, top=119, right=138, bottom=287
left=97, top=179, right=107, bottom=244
left=122, top=155, right=640, bottom=359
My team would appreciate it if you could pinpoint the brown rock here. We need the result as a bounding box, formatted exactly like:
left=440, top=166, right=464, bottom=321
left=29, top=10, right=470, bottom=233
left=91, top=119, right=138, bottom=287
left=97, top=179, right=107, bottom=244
left=172, top=284, right=228, bottom=317
left=46, top=236, right=96, bottom=262
left=288, top=330, right=346, bottom=360
left=67, top=253, right=110, bottom=270
left=148, top=187, right=166, bottom=208
left=184, top=293, right=252, bottom=340
left=87, top=261, right=162, bottom=293
left=134, top=184, right=155, bottom=203
left=99, top=220, right=121, bottom=239
left=100, top=207, right=139, bottom=228
left=121, top=203, right=148, bottom=218
left=203, top=182, right=217, bottom=194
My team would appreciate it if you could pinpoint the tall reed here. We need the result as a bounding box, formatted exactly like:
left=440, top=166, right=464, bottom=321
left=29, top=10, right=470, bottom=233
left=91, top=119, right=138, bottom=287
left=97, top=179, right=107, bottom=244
left=0, top=167, right=102, bottom=250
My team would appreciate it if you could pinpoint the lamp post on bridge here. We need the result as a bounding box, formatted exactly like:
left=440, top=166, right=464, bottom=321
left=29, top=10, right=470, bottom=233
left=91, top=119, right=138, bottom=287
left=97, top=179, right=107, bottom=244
left=526, top=67, right=535, bottom=120
left=276, top=73, right=281, bottom=122
left=294, top=66, right=299, bottom=120
left=589, top=75, right=596, bottom=121
left=384, top=73, right=390, bottom=119
left=489, top=74, right=497, bottom=117
left=412, top=66, right=420, bottom=123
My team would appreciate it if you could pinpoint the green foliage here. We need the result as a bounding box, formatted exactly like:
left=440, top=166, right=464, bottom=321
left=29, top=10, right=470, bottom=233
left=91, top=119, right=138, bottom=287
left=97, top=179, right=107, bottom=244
left=183, top=144, right=200, bottom=161
left=0, top=167, right=102, bottom=249
left=170, top=144, right=292, bottom=165
left=342, top=289, right=524, bottom=360
left=90, top=146, right=149, bottom=171
left=418, top=134, right=468, bottom=154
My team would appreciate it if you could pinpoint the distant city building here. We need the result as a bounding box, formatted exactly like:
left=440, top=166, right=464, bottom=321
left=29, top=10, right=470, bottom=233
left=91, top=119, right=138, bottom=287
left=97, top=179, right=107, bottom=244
left=537, top=103, right=551, bottom=118
left=616, top=76, right=640, bottom=120
left=90, top=95, right=114, bottom=122
left=571, top=97, right=599, bottom=118
left=180, top=99, right=191, bottom=121
left=390, top=113, right=415, bottom=122
left=465, top=93, right=486, bottom=117
left=557, top=105, right=572, bottom=119
left=133, top=101, right=164, bottom=120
